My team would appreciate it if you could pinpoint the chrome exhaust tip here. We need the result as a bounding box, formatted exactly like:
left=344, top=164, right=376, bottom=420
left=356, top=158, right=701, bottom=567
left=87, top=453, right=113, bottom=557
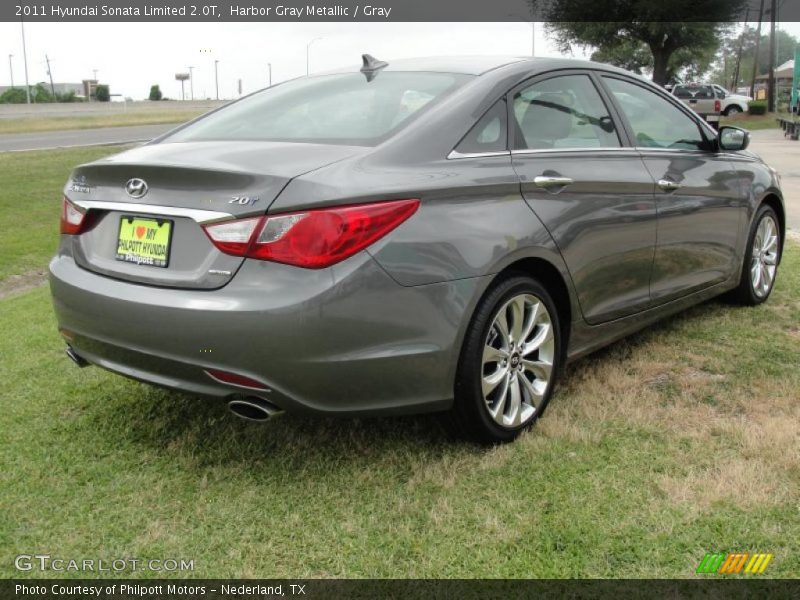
left=65, top=346, right=89, bottom=368
left=227, top=396, right=284, bottom=422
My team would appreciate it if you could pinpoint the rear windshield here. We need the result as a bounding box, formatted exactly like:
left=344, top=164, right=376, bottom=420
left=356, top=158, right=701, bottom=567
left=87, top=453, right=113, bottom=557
left=165, top=72, right=472, bottom=146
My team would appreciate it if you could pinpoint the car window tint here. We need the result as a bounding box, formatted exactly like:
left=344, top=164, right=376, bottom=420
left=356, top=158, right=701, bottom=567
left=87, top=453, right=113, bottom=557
left=165, top=72, right=472, bottom=146
left=455, top=99, right=507, bottom=154
left=511, top=74, right=620, bottom=150
left=604, top=77, right=706, bottom=151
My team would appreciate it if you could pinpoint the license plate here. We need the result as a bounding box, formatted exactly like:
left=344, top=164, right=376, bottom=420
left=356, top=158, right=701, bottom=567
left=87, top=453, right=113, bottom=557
left=116, top=217, right=173, bottom=268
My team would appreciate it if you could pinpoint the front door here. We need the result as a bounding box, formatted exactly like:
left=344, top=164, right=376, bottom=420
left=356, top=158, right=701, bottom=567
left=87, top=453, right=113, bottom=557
left=509, top=72, right=658, bottom=325
left=601, top=76, right=742, bottom=304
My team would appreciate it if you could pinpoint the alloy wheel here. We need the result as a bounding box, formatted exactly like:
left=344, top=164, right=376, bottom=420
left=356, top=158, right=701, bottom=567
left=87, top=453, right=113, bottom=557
left=750, top=215, right=779, bottom=298
left=481, top=294, right=555, bottom=428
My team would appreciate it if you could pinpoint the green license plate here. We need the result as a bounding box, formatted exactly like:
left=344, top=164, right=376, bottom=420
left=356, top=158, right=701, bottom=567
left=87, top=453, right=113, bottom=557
left=116, top=217, right=173, bottom=268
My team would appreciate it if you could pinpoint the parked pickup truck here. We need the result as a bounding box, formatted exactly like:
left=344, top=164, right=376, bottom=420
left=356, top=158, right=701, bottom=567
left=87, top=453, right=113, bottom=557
left=672, top=84, right=721, bottom=129
left=710, top=84, right=752, bottom=116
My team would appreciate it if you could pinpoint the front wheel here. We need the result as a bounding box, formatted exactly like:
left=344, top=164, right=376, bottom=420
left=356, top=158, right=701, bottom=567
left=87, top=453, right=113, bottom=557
left=729, top=205, right=781, bottom=305
left=449, top=275, right=562, bottom=444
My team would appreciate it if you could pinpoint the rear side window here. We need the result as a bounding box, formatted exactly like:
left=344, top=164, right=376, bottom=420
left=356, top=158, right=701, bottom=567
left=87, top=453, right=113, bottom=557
left=455, top=100, right=507, bottom=154
left=511, top=74, right=620, bottom=150
left=165, top=72, right=472, bottom=146
left=604, top=77, right=706, bottom=150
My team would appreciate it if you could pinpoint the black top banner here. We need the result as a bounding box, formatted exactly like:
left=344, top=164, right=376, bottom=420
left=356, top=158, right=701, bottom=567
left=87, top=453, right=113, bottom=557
left=4, top=0, right=791, bottom=23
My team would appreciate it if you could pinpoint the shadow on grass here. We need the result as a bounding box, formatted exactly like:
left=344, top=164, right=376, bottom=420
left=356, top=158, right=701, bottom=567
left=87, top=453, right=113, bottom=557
left=87, top=377, right=469, bottom=473
left=82, top=295, right=761, bottom=471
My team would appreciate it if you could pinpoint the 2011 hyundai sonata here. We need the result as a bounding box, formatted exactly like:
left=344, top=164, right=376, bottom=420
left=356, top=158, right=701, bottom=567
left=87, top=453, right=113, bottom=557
left=50, top=55, right=785, bottom=443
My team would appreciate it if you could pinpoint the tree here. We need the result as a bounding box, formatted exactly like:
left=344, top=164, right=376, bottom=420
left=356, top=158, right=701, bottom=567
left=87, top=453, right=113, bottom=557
left=94, top=84, right=110, bottom=102
left=149, top=84, right=163, bottom=101
left=545, top=0, right=748, bottom=85
left=709, top=27, right=798, bottom=90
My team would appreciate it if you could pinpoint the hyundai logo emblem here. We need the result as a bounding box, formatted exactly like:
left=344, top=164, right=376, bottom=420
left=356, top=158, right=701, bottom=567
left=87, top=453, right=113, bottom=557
left=125, top=178, right=149, bottom=199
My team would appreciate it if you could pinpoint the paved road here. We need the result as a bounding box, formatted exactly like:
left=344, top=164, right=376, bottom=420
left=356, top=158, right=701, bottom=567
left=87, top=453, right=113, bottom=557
left=0, top=123, right=176, bottom=152
left=748, top=128, right=800, bottom=231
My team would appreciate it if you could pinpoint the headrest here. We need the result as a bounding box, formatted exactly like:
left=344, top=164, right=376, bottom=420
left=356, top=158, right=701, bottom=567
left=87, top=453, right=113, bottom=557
left=520, top=94, right=573, bottom=147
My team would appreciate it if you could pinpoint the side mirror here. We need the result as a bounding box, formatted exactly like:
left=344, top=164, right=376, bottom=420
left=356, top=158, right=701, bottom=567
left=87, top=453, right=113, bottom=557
left=718, top=126, right=750, bottom=151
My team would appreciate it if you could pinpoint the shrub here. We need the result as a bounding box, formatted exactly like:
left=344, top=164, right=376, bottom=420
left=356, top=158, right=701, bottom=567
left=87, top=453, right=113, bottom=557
left=748, top=100, right=767, bottom=115
left=149, top=84, right=163, bottom=101
left=94, top=84, right=110, bottom=102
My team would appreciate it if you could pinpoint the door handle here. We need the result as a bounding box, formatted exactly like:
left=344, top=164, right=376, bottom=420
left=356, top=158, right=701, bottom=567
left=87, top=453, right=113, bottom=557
left=658, top=179, right=681, bottom=192
left=534, top=176, right=574, bottom=189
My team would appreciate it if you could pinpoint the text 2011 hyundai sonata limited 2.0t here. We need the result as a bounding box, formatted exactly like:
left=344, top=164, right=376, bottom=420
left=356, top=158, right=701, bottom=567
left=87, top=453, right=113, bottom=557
left=50, top=55, right=785, bottom=443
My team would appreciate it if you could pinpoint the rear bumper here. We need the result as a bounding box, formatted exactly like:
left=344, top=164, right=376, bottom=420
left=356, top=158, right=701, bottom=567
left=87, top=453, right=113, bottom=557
left=49, top=249, right=487, bottom=416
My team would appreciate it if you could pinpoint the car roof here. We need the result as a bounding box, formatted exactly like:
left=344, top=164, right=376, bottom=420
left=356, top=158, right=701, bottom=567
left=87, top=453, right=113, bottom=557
left=315, top=56, right=641, bottom=77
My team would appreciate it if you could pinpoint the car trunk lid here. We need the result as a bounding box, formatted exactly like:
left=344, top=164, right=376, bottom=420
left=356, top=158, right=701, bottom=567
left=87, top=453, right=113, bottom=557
left=66, top=141, right=364, bottom=289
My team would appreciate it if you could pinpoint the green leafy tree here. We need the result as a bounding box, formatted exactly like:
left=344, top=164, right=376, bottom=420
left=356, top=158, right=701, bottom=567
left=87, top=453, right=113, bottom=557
left=0, top=87, right=28, bottom=103
left=94, top=84, right=110, bottom=102
left=545, top=0, right=747, bottom=85
left=710, top=27, right=798, bottom=90
left=149, top=84, right=163, bottom=101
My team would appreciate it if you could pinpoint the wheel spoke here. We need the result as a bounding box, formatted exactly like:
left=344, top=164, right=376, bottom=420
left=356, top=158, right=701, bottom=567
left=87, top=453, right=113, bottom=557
left=507, top=376, right=522, bottom=426
left=488, top=372, right=510, bottom=419
left=763, top=252, right=777, bottom=266
left=483, top=344, right=507, bottom=364
left=752, top=261, right=762, bottom=289
left=495, top=310, right=511, bottom=348
left=482, top=366, right=507, bottom=396
left=518, top=372, right=544, bottom=406
left=509, top=297, right=525, bottom=344
left=522, top=358, right=552, bottom=382
left=520, top=300, right=539, bottom=344
left=522, top=323, right=552, bottom=356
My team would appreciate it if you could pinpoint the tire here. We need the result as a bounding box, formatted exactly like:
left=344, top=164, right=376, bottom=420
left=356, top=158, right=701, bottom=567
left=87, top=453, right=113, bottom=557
left=449, top=275, right=562, bottom=444
left=724, top=105, right=742, bottom=116
left=728, top=204, right=781, bottom=306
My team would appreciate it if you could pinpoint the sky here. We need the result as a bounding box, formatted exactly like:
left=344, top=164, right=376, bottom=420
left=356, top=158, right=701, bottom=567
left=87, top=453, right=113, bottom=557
left=2, top=21, right=800, bottom=100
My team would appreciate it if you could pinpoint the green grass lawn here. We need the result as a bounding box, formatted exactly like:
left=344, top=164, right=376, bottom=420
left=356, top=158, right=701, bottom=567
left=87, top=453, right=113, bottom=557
left=0, top=145, right=131, bottom=284
left=0, top=111, right=205, bottom=135
left=721, top=113, right=780, bottom=130
left=1, top=146, right=798, bottom=579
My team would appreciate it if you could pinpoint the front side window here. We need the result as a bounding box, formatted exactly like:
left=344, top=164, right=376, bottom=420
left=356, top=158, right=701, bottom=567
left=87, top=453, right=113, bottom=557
left=604, top=77, right=707, bottom=150
left=165, top=72, right=472, bottom=146
left=511, top=74, right=621, bottom=150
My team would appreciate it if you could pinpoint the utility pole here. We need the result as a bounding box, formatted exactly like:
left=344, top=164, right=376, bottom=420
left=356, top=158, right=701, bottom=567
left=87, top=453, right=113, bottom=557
left=188, top=66, right=194, bottom=100
left=731, top=9, right=749, bottom=91
left=20, top=20, right=30, bottom=104
left=7, top=54, right=13, bottom=88
left=267, top=62, right=272, bottom=86
left=306, top=37, right=322, bottom=75
left=214, top=59, right=219, bottom=100
left=45, top=54, right=55, bottom=99
left=750, top=0, right=765, bottom=98
left=767, top=0, right=777, bottom=112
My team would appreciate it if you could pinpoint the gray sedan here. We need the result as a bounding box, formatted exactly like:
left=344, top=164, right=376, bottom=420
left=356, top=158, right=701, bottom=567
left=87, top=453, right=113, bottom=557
left=50, top=56, right=785, bottom=443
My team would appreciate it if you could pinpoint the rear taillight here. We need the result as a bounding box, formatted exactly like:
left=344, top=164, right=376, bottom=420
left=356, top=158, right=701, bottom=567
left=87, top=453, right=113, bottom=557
left=60, top=196, right=89, bottom=235
left=714, top=100, right=721, bottom=112
left=203, top=199, right=419, bottom=269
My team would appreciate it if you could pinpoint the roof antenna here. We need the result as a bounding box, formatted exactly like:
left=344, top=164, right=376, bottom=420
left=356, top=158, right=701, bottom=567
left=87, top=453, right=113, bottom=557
left=360, top=54, right=388, bottom=82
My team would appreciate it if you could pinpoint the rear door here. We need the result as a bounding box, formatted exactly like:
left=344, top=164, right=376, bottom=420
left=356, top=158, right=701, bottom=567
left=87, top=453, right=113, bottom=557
left=601, top=76, right=742, bottom=304
left=509, top=71, right=657, bottom=324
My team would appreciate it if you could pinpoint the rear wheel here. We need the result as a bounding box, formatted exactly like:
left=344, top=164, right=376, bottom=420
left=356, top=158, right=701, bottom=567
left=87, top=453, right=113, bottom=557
left=729, top=205, right=781, bottom=305
left=450, top=275, right=562, bottom=444
left=724, top=105, right=743, bottom=116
